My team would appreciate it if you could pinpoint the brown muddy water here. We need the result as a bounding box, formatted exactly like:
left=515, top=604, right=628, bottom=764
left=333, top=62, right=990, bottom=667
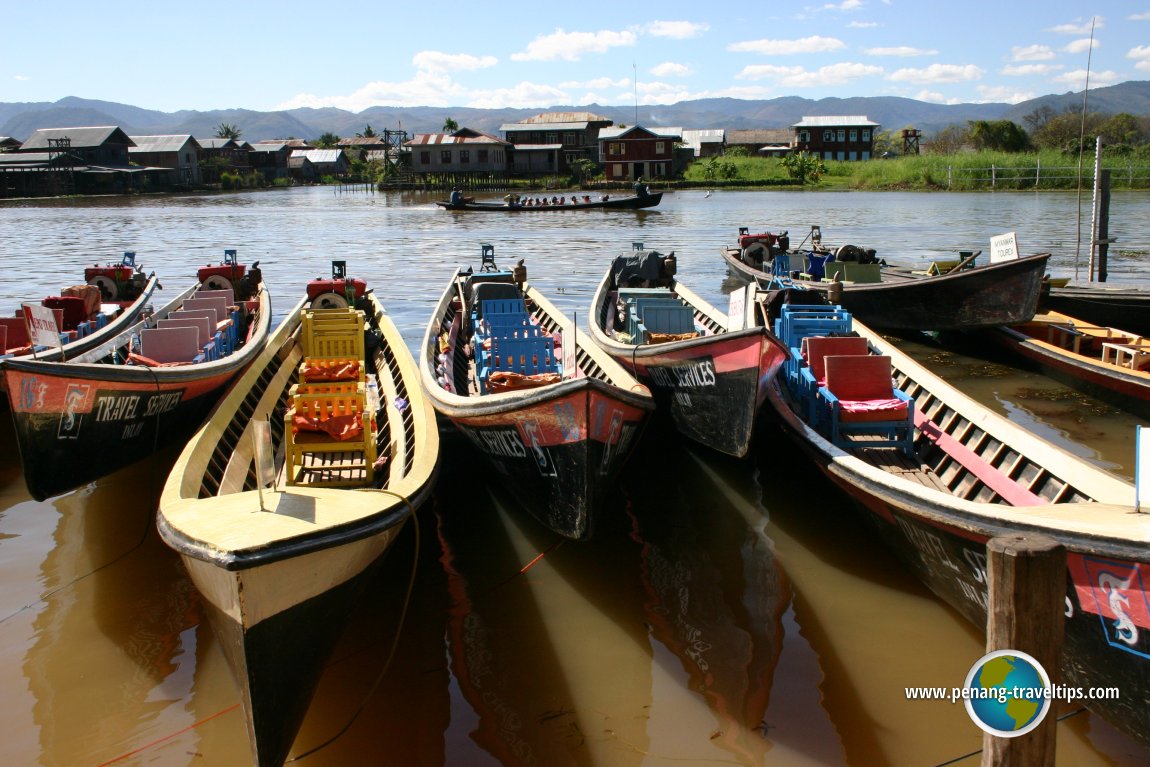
left=1, top=188, right=1148, bottom=765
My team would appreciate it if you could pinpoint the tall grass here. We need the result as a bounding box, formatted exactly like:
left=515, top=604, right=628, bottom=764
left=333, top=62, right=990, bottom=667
left=679, top=150, right=1150, bottom=191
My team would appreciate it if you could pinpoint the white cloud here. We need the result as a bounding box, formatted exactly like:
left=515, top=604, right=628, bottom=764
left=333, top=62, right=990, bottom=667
left=1053, top=69, right=1121, bottom=89
left=1047, top=18, right=1103, bottom=35
left=1131, top=45, right=1150, bottom=72
left=510, top=28, right=637, bottom=62
left=1130, top=12, right=1150, bottom=20
left=914, top=89, right=958, bottom=104
left=736, top=61, right=883, bottom=87
left=410, top=51, right=498, bottom=73
left=976, top=85, right=1035, bottom=104
left=848, top=21, right=878, bottom=28
left=728, top=35, right=847, bottom=55
left=824, top=0, right=863, bottom=10
left=1011, top=45, right=1055, bottom=61
left=13, top=75, right=29, bottom=81
left=888, top=63, right=984, bottom=84
left=465, top=82, right=571, bottom=109
left=863, top=46, right=937, bottom=57
left=1063, top=38, right=1099, bottom=55
left=650, top=62, right=691, bottom=77
left=1001, top=63, right=1062, bottom=76
left=646, top=21, right=708, bottom=39
left=558, top=77, right=630, bottom=90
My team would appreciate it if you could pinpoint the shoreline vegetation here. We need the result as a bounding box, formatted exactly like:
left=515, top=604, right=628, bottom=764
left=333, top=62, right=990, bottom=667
left=672, top=150, right=1150, bottom=192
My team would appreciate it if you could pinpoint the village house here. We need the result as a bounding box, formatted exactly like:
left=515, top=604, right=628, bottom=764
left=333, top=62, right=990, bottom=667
left=500, top=111, right=613, bottom=174
left=0, top=137, right=21, bottom=152
left=405, top=128, right=510, bottom=175
left=0, top=126, right=165, bottom=195
left=597, top=125, right=681, bottom=182
left=678, top=129, right=726, bottom=158
left=289, top=148, right=350, bottom=179
left=248, top=142, right=292, bottom=181
left=198, top=137, right=252, bottom=175
left=725, top=129, right=794, bottom=157
left=792, top=116, right=879, bottom=161
left=129, top=134, right=202, bottom=186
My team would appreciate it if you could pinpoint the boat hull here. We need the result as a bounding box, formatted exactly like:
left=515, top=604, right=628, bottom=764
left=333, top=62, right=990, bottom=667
left=441, top=380, right=648, bottom=539
left=419, top=268, right=654, bottom=540
left=436, top=192, right=662, bottom=211
left=159, top=287, right=440, bottom=767
left=988, top=321, right=1150, bottom=420
left=179, top=531, right=400, bottom=767
left=589, top=272, right=788, bottom=457
left=762, top=316, right=1150, bottom=750
left=6, top=360, right=242, bottom=500
left=1043, top=285, right=1150, bottom=337
left=720, top=248, right=1050, bottom=331
left=615, top=331, right=783, bottom=457
left=0, top=275, right=161, bottom=400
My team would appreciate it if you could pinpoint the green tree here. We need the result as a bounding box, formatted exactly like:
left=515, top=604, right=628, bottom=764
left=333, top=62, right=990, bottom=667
left=724, top=145, right=751, bottom=157
left=1100, top=113, right=1142, bottom=146
left=215, top=122, right=242, bottom=139
left=569, top=157, right=600, bottom=183
left=781, top=151, right=826, bottom=184
left=968, top=120, right=1029, bottom=152
left=357, top=124, right=378, bottom=138
left=442, top=118, right=458, bottom=133
left=924, top=124, right=970, bottom=155
left=314, top=132, right=341, bottom=148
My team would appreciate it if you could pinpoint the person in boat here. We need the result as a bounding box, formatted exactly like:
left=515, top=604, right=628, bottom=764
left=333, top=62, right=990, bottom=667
left=634, top=177, right=649, bottom=197
left=449, top=188, right=463, bottom=205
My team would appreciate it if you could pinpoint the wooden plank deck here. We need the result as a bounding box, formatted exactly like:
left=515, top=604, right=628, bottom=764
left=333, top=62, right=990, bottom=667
left=856, top=446, right=951, bottom=493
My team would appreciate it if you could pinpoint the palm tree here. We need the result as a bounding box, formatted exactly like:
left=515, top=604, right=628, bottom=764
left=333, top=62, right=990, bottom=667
left=442, top=118, right=459, bottom=133
left=357, top=124, right=378, bottom=138
left=215, top=122, right=242, bottom=139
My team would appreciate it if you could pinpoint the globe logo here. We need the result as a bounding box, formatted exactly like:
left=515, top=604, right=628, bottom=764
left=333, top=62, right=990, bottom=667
left=963, top=650, right=1052, bottom=737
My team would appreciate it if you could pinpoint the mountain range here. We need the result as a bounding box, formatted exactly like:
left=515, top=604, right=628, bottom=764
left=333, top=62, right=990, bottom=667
left=2, top=81, right=1149, bottom=144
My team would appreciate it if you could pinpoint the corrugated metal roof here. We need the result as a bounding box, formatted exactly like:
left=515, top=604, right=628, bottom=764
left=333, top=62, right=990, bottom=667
left=291, top=149, right=344, bottom=163
left=598, top=126, right=681, bottom=140
left=501, top=122, right=595, bottom=132
left=405, top=132, right=509, bottom=146
left=198, top=138, right=237, bottom=149
left=129, top=135, right=199, bottom=153
left=20, top=126, right=134, bottom=150
left=792, top=115, right=879, bottom=128
left=728, top=129, right=793, bottom=143
left=520, top=111, right=611, bottom=124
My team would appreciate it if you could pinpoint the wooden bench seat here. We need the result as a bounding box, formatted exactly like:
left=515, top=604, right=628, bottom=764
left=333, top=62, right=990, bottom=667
left=284, top=389, right=376, bottom=486
left=820, top=354, right=915, bottom=456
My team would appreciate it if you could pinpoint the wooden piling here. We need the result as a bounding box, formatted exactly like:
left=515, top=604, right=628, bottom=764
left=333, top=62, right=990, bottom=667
left=981, top=533, right=1066, bottom=767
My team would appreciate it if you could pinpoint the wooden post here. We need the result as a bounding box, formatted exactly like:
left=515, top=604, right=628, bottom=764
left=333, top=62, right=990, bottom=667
left=982, top=533, right=1066, bottom=767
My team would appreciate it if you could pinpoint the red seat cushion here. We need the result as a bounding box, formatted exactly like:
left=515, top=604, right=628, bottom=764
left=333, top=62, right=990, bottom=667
left=839, top=398, right=909, bottom=422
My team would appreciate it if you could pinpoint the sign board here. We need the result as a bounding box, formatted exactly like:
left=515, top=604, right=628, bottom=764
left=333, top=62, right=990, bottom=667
left=563, top=316, right=577, bottom=378
left=1138, top=425, right=1150, bottom=511
left=989, top=232, right=1020, bottom=263
left=727, top=286, right=748, bottom=331
left=252, top=419, right=275, bottom=510
left=21, top=303, right=62, bottom=351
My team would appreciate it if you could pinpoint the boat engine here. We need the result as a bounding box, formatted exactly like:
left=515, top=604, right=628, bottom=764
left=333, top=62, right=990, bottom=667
left=307, top=260, right=367, bottom=309
left=198, top=248, right=247, bottom=292
left=85, top=251, right=149, bottom=301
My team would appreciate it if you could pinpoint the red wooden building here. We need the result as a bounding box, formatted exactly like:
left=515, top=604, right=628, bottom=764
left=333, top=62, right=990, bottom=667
left=791, top=116, right=880, bottom=161
left=597, top=125, right=681, bottom=181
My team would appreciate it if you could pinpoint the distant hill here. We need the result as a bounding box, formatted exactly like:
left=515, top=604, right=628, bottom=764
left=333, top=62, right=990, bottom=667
left=2, top=81, right=1148, bottom=144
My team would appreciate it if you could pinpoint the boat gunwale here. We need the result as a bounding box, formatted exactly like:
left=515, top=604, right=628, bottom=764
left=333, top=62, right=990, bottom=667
left=418, top=269, right=655, bottom=416
left=158, top=290, right=441, bottom=570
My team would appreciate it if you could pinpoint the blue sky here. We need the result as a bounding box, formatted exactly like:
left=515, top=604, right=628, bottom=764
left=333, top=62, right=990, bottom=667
left=3, top=2, right=1147, bottom=114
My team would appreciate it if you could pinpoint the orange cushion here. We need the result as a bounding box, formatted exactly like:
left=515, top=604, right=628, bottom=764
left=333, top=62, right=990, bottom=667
left=291, top=412, right=363, bottom=440
left=487, top=371, right=561, bottom=392
left=301, top=360, right=361, bottom=382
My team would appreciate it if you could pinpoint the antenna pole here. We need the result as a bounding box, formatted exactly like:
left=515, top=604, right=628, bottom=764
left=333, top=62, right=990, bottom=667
left=1073, top=16, right=1097, bottom=281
